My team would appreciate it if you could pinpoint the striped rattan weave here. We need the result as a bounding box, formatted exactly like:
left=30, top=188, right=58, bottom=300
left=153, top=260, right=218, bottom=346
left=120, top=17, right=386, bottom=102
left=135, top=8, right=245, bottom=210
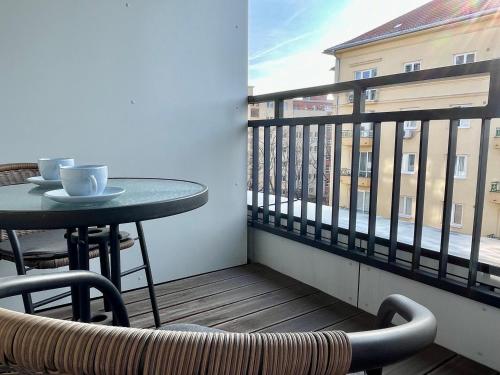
left=0, top=308, right=352, bottom=375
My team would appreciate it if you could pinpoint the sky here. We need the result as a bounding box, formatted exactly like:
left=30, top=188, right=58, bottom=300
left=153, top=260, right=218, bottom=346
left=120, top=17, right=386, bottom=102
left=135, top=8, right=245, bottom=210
left=249, top=0, right=430, bottom=94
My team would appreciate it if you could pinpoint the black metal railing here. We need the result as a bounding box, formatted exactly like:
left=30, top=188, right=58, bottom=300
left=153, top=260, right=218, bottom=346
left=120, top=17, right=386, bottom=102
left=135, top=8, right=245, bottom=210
left=248, top=59, right=500, bottom=308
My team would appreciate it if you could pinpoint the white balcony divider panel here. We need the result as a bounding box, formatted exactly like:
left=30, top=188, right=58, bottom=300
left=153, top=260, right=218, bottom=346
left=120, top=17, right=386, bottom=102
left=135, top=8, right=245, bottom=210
left=249, top=227, right=500, bottom=372
left=0, top=0, right=248, bottom=311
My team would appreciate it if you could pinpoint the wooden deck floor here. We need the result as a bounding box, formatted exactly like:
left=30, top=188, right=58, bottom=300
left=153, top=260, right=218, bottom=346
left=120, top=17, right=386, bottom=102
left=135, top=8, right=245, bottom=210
left=42, top=263, right=497, bottom=374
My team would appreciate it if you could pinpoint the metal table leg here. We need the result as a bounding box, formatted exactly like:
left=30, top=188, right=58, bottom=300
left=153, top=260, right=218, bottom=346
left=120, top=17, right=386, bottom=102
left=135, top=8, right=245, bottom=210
left=66, top=228, right=80, bottom=321
left=109, top=224, right=121, bottom=324
left=6, top=230, right=34, bottom=314
left=77, top=227, right=91, bottom=322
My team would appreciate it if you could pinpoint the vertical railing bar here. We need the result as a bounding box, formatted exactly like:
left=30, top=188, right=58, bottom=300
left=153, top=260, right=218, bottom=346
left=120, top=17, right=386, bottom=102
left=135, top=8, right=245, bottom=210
left=468, top=118, right=491, bottom=287
left=439, top=119, right=459, bottom=279
left=331, top=124, right=342, bottom=244
left=412, top=120, right=430, bottom=271
left=275, top=126, right=283, bottom=227
left=251, top=126, right=259, bottom=221
left=301, top=125, right=310, bottom=235
left=263, top=126, right=271, bottom=224
left=274, top=100, right=284, bottom=227
left=367, top=122, right=381, bottom=256
left=287, top=125, right=297, bottom=231
left=315, top=125, right=326, bottom=240
left=348, top=123, right=361, bottom=250
left=389, top=121, right=404, bottom=263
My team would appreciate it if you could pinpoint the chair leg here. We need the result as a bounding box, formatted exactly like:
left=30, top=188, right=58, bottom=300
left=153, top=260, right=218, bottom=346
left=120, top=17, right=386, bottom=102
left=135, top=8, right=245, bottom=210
left=98, top=241, right=112, bottom=312
left=67, top=229, right=80, bottom=321
left=6, top=230, right=34, bottom=314
left=135, top=222, right=161, bottom=328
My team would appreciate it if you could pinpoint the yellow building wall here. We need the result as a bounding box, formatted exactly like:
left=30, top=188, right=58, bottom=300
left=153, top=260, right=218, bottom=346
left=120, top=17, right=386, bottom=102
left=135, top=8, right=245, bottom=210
left=333, top=14, right=500, bottom=236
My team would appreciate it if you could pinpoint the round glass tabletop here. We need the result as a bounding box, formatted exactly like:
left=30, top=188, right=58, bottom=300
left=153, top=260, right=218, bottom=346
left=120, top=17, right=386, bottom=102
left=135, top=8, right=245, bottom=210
left=0, top=178, right=208, bottom=229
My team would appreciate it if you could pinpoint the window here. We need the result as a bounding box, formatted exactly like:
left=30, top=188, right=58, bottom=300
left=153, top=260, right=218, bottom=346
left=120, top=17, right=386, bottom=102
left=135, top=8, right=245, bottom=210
left=404, top=121, right=417, bottom=130
left=365, top=89, right=377, bottom=101
left=454, top=52, right=475, bottom=65
left=357, top=191, right=370, bottom=213
left=399, top=196, right=413, bottom=217
left=355, top=68, right=377, bottom=80
left=360, top=122, right=373, bottom=137
left=402, top=153, right=416, bottom=174
left=451, top=203, right=463, bottom=227
left=250, top=107, right=260, bottom=118
left=404, top=61, right=421, bottom=72
left=496, top=128, right=500, bottom=137
left=359, top=152, right=372, bottom=178
left=454, top=155, right=467, bottom=178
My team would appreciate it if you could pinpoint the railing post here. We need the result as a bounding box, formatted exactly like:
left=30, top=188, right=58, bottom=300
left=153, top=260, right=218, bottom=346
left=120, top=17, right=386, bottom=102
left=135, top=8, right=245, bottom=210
left=367, top=122, right=381, bottom=256
left=287, top=125, right=297, bottom=231
left=315, top=124, right=326, bottom=240
left=252, top=126, right=259, bottom=221
left=348, top=122, right=361, bottom=250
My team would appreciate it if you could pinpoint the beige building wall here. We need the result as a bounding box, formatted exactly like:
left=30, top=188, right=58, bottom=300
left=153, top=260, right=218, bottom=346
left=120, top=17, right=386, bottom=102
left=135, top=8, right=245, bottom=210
left=333, top=14, right=500, bottom=237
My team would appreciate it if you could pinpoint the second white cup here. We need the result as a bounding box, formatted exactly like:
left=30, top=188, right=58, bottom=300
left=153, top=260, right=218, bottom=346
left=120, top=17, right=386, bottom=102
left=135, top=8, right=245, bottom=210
left=60, top=165, right=108, bottom=196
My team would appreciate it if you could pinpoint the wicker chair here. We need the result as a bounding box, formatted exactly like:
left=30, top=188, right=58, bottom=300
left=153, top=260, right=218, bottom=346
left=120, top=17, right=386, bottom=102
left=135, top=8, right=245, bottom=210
left=0, top=271, right=437, bottom=375
left=0, top=164, right=159, bottom=328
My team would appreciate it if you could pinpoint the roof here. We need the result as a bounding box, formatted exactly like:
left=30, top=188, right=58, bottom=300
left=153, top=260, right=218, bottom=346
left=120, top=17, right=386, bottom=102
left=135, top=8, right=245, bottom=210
left=324, top=0, right=500, bottom=55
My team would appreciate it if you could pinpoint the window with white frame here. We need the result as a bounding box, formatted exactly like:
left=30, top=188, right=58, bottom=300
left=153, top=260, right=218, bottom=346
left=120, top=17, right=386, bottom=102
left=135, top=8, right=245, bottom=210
left=451, top=203, right=463, bottom=226
left=365, top=89, right=377, bottom=101
left=359, top=152, right=372, bottom=178
left=402, top=153, right=416, bottom=174
left=355, top=68, right=377, bottom=80
left=360, top=122, right=373, bottom=137
left=454, top=155, right=467, bottom=178
left=454, top=52, right=475, bottom=65
left=399, top=196, right=413, bottom=217
left=404, top=61, right=421, bottom=72
left=357, top=191, right=370, bottom=213
left=404, top=120, right=418, bottom=130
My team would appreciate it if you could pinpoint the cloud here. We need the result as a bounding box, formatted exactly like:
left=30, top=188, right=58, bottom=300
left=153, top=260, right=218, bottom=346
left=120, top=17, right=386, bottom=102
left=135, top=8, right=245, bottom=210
left=250, top=0, right=429, bottom=95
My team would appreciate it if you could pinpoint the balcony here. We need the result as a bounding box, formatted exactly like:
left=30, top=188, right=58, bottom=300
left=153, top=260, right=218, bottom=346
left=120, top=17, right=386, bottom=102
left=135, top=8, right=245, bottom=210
left=341, top=129, right=373, bottom=147
left=340, top=168, right=371, bottom=187
left=1, top=2, right=500, bottom=374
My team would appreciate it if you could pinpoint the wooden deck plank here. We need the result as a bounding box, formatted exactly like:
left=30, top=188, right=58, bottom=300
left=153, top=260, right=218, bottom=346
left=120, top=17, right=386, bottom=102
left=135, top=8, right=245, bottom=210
left=131, top=275, right=305, bottom=328
left=323, top=312, right=375, bottom=332
left=215, top=292, right=341, bottom=332
left=165, top=283, right=317, bottom=328
left=427, top=355, right=498, bottom=375
left=260, top=301, right=361, bottom=333
left=383, top=345, right=455, bottom=375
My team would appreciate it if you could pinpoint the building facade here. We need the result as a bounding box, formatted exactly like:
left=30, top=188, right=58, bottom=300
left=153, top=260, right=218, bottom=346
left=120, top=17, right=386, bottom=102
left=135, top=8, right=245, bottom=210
left=325, top=1, right=500, bottom=237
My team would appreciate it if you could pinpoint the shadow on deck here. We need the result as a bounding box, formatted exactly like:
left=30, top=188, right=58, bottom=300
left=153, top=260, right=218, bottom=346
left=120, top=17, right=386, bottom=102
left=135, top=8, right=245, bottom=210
left=41, top=263, right=497, bottom=374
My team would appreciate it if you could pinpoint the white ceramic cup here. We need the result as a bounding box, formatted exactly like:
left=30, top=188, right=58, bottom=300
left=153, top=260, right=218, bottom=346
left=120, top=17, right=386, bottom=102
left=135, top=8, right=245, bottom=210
left=38, top=158, right=75, bottom=180
left=60, top=165, right=108, bottom=196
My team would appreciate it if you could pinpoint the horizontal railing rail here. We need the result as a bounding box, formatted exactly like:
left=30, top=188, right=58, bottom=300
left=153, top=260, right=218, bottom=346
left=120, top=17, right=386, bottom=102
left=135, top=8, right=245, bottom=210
left=248, top=59, right=500, bottom=308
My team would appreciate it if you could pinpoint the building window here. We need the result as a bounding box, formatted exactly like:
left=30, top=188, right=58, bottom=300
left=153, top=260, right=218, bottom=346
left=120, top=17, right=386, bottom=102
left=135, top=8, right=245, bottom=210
left=404, top=61, right=421, bottom=72
left=402, top=153, right=416, bottom=174
left=360, top=122, right=373, bottom=137
left=357, top=191, right=370, bottom=213
left=365, top=89, right=377, bottom=101
left=451, top=203, right=463, bottom=227
left=266, top=102, right=274, bottom=109
left=454, top=52, right=475, bottom=65
left=355, top=68, right=377, bottom=80
left=359, top=152, right=372, bottom=178
left=399, top=196, right=413, bottom=218
left=250, top=107, right=260, bottom=118
left=404, top=120, right=418, bottom=130
left=451, top=104, right=472, bottom=128
left=454, top=155, right=467, bottom=179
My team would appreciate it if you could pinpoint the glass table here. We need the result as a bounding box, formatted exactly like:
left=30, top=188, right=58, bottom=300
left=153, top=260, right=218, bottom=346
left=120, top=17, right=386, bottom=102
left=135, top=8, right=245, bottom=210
left=0, top=178, right=208, bottom=322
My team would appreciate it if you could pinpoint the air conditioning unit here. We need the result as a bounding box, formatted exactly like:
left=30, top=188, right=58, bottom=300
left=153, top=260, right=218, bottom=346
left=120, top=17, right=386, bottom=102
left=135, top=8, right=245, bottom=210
left=403, top=129, right=415, bottom=139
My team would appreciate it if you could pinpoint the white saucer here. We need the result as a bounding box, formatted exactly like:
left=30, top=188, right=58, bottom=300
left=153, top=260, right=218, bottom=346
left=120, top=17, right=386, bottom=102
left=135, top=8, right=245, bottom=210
left=27, top=176, right=63, bottom=188
left=44, top=187, right=125, bottom=204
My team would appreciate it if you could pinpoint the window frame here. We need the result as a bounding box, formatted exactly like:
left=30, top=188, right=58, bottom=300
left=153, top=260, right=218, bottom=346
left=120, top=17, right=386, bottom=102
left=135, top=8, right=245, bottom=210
left=404, top=61, right=421, bottom=73
left=453, top=52, right=476, bottom=65
left=355, top=68, right=377, bottom=80
left=399, top=195, right=413, bottom=218
left=401, top=153, right=416, bottom=174
left=451, top=203, right=464, bottom=227
left=454, top=155, right=468, bottom=179
left=357, top=190, right=370, bottom=213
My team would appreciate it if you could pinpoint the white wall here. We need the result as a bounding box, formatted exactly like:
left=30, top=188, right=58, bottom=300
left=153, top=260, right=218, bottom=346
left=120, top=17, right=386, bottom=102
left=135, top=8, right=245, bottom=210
left=0, top=0, right=248, bottom=310
left=249, top=227, right=500, bottom=371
